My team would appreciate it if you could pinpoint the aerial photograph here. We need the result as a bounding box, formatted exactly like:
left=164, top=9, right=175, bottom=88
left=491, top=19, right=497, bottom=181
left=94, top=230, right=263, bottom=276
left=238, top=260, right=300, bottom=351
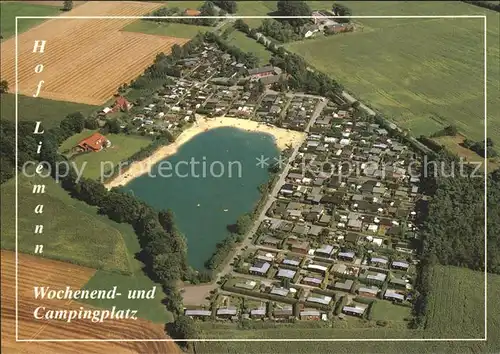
left=0, top=0, right=499, bottom=353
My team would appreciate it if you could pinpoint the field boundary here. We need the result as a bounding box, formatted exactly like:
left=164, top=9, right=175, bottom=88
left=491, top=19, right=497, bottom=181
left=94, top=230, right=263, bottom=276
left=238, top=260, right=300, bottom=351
left=15, top=14, right=488, bottom=342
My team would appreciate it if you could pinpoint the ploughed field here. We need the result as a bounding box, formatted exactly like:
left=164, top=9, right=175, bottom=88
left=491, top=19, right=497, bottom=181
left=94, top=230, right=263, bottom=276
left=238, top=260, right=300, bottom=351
left=0, top=1, right=189, bottom=105
left=1, top=250, right=180, bottom=353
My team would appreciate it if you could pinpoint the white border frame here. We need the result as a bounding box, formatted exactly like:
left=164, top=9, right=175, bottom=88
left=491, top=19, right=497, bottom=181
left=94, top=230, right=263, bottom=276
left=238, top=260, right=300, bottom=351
left=14, top=14, right=487, bottom=343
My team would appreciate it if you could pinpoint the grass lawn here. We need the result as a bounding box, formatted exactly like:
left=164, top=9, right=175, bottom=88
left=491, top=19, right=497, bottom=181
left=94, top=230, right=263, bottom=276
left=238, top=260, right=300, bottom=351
left=195, top=267, right=499, bottom=353
left=0, top=2, right=61, bottom=40
left=123, top=20, right=210, bottom=39
left=0, top=174, right=130, bottom=272
left=60, top=130, right=153, bottom=181
left=81, top=270, right=174, bottom=323
left=225, top=28, right=273, bottom=65
left=285, top=1, right=500, bottom=145
left=0, top=93, right=98, bottom=128
left=370, top=300, right=412, bottom=322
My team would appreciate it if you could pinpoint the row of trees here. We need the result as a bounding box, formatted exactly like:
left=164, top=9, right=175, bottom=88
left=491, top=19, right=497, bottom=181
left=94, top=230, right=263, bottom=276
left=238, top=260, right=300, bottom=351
left=258, top=18, right=300, bottom=43
left=148, top=2, right=219, bottom=27
left=462, top=138, right=497, bottom=158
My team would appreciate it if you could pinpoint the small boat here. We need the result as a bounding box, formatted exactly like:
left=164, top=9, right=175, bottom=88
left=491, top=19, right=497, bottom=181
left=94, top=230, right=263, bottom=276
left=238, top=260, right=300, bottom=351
left=223, top=209, right=228, bottom=212
left=197, top=204, right=200, bottom=207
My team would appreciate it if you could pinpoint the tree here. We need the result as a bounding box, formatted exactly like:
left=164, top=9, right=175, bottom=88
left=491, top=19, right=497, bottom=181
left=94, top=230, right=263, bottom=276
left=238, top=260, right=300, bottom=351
left=0, top=80, right=8, bottom=93
left=63, top=0, right=73, bottom=11
left=171, top=44, right=184, bottom=59
left=214, top=1, right=237, bottom=14
left=234, top=19, right=250, bottom=33
left=168, top=315, right=198, bottom=349
left=105, top=118, right=121, bottom=134
left=277, top=0, right=312, bottom=27
left=332, top=3, right=352, bottom=23
left=235, top=213, right=252, bottom=235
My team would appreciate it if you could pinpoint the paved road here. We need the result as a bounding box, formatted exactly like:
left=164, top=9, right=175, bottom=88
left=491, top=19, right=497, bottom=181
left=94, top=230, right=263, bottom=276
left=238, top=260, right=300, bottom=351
left=341, top=91, right=376, bottom=116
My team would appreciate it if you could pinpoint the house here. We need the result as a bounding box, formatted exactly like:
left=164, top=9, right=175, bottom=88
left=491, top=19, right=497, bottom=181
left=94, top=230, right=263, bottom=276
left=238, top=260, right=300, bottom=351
left=337, top=251, right=355, bottom=262
left=282, top=258, right=301, bottom=267
left=216, top=307, right=238, bottom=318
left=384, top=289, right=405, bottom=302
left=307, top=263, right=328, bottom=274
left=315, top=244, right=334, bottom=258
left=249, top=261, right=271, bottom=276
left=184, top=309, right=211, bottom=318
left=391, top=260, right=410, bottom=271
left=235, top=280, right=257, bottom=290
left=250, top=308, right=266, bottom=318
left=261, top=235, right=281, bottom=248
left=276, top=268, right=296, bottom=280
left=342, top=305, right=366, bottom=317
left=302, top=276, right=323, bottom=287
left=270, top=286, right=290, bottom=297
left=184, top=9, right=201, bottom=16
left=287, top=239, right=310, bottom=254
left=112, top=95, right=132, bottom=112
left=358, top=286, right=380, bottom=298
left=77, top=132, right=110, bottom=152
left=389, top=277, right=408, bottom=290
left=370, top=256, right=389, bottom=267
left=273, top=307, right=293, bottom=319
left=306, top=295, right=332, bottom=306
left=300, top=310, right=321, bottom=320
left=247, top=66, right=281, bottom=79
left=333, top=279, right=353, bottom=292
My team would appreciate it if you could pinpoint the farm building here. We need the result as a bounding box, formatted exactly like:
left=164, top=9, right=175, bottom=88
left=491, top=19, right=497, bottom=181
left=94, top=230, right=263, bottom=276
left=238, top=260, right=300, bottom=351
left=246, top=66, right=282, bottom=79
left=111, top=95, right=132, bottom=113
left=184, top=9, right=201, bottom=16
left=76, top=132, right=110, bottom=152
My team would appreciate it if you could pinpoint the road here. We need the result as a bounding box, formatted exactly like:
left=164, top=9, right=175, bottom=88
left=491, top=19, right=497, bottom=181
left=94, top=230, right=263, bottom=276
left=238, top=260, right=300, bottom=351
left=341, top=91, right=376, bottom=116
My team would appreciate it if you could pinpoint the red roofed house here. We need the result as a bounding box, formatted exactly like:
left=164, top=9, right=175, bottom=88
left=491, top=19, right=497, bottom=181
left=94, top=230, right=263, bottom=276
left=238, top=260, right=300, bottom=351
left=77, top=132, right=110, bottom=152
left=184, top=9, right=201, bottom=16
left=111, top=96, right=132, bottom=113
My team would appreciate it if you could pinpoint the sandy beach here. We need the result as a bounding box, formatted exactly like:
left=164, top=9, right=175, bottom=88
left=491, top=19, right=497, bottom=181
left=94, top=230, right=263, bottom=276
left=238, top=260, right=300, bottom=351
left=104, top=116, right=306, bottom=189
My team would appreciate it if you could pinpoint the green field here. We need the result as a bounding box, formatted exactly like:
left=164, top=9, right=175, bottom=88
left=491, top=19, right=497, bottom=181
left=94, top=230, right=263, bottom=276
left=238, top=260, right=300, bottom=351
left=0, top=174, right=130, bottom=272
left=0, top=93, right=98, bottom=128
left=225, top=28, right=272, bottom=65
left=235, top=1, right=277, bottom=27
left=0, top=2, right=61, bottom=40
left=60, top=130, right=152, bottom=180
left=0, top=171, right=173, bottom=323
left=425, top=265, right=486, bottom=338
left=285, top=1, right=500, bottom=144
left=123, top=20, right=210, bottom=39
left=195, top=266, right=499, bottom=353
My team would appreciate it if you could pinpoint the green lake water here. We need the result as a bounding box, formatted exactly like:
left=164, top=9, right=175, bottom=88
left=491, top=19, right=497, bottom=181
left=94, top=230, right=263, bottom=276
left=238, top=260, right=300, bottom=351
left=124, top=127, right=279, bottom=270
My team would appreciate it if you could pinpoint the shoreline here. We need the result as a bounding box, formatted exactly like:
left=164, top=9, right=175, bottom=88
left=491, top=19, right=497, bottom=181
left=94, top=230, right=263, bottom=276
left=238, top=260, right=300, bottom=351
left=103, top=116, right=306, bottom=189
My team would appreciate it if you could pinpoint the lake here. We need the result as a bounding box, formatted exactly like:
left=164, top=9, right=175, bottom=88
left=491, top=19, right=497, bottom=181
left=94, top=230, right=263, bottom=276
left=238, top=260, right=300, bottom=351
left=124, top=127, right=280, bottom=269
